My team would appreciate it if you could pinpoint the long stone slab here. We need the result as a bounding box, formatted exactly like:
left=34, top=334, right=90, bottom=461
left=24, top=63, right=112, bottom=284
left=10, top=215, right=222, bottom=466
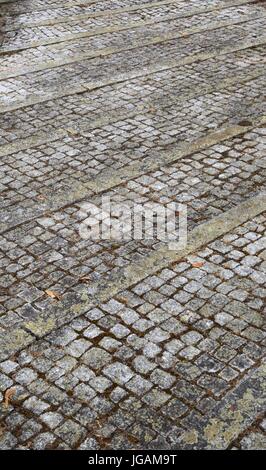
left=0, top=116, right=265, bottom=235
left=0, top=192, right=264, bottom=360
left=0, top=328, right=35, bottom=363
left=1, top=36, right=265, bottom=110
left=0, top=0, right=177, bottom=16
left=0, top=67, right=263, bottom=156
left=178, top=361, right=266, bottom=449
left=3, top=0, right=256, bottom=31
left=1, top=12, right=263, bottom=55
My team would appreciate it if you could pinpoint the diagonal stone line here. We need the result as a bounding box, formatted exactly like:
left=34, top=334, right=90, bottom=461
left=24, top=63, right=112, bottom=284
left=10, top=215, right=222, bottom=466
left=178, top=361, right=266, bottom=449
left=1, top=35, right=266, bottom=111
left=0, top=111, right=140, bottom=156
left=0, top=193, right=265, bottom=362
left=78, top=193, right=266, bottom=307
left=0, top=116, right=265, bottom=235
left=2, top=35, right=266, bottom=82
left=0, top=129, right=67, bottom=158
left=0, top=67, right=264, bottom=156
left=1, top=11, right=264, bottom=55
left=3, top=0, right=257, bottom=31
left=0, top=0, right=178, bottom=17
left=80, top=114, right=266, bottom=194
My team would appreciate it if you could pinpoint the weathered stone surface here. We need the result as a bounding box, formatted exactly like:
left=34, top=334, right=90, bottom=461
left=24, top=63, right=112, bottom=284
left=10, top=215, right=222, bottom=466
left=0, top=0, right=265, bottom=451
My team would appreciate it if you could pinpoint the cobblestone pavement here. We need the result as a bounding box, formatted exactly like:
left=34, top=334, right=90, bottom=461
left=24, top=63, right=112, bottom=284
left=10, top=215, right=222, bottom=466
left=0, top=0, right=265, bottom=450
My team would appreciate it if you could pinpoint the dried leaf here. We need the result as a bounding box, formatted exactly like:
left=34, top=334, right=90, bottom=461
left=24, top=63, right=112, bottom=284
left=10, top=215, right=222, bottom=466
left=31, top=351, right=43, bottom=358
left=66, top=127, right=78, bottom=135
left=4, top=387, right=16, bottom=408
left=116, top=296, right=129, bottom=305
left=37, top=194, right=46, bottom=201
left=79, top=276, right=91, bottom=283
left=191, top=261, right=205, bottom=268
left=45, top=289, right=61, bottom=300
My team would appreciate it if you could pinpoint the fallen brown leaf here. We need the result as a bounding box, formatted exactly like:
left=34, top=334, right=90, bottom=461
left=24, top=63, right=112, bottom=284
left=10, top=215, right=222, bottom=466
left=116, top=296, right=129, bottom=305
left=191, top=261, right=205, bottom=268
left=66, top=128, right=78, bottom=136
left=79, top=276, right=91, bottom=283
left=45, top=289, right=61, bottom=300
left=31, top=351, right=43, bottom=358
left=4, top=387, right=16, bottom=408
